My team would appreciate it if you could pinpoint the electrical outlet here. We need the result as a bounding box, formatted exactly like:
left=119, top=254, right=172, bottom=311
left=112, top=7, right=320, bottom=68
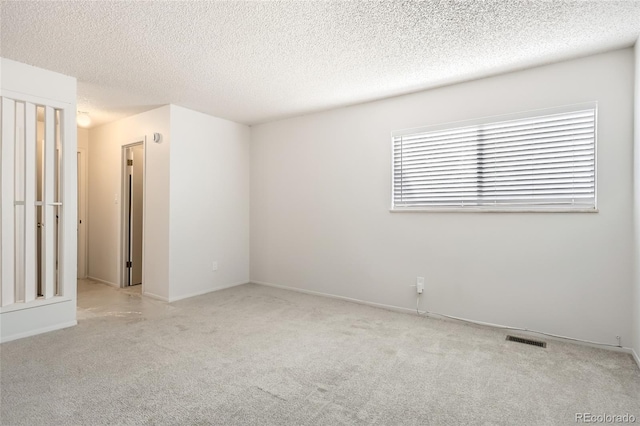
left=212, top=261, right=218, bottom=271
left=416, top=277, right=424, bottom=294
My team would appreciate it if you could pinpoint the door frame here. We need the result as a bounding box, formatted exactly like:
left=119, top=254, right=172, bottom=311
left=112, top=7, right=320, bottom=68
left=120, top=139, right=145, bottom=290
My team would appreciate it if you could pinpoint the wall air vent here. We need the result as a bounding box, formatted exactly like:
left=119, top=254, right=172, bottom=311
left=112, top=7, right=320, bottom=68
left=506, top=335, right=547, bottom=348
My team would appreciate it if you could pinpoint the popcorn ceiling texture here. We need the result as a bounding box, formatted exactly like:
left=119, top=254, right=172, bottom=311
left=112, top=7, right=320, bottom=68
left=1, top=1, right=639, bottom=127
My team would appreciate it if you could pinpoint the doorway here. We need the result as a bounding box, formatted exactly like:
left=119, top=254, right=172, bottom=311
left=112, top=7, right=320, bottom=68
left=77, top=148, right=87, bottom=279
left=121, top=143, right=144, bottom=288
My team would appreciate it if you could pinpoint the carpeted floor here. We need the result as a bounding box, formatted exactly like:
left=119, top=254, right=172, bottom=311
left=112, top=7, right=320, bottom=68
left=1, top=280, right=638, bottom=425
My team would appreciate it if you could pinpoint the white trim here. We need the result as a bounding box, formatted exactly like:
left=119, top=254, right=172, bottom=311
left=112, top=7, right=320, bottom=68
left=42, top=106, right=55, bottom=299
left=0, top=58, right=76, bottom=104
left=1, top=98, right=16, bottom=306
left=0, top=89, right=72, bottom=109
left=24, top=102, right=37, bottom=302
left=0, top=296, right=72, bottom=313
left=632, top=349, right=640, bottom=371
left=86, top=276, right=119, bottom=288
left=168, top=281, right=249, bottom=303
left=142, top=291, right=169, bottom=302
left=253, top=280, right=421, bottom=315
left=120, top=139, right=145, bottom=289
left=0, top=320, right=76, bottom=344
left=390, top=208, right=599, bottom=214
left=141, top=138, right=146, bottom=295
left=252, top=280, right=635, bottom=355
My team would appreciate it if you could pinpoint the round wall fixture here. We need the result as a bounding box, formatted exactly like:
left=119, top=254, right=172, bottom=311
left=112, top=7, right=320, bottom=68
left=153, top=133, right=162, bottom=143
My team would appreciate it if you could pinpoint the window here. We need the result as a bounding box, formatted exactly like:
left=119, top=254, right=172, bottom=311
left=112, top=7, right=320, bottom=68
left=392, top=103, right=597, bottom=211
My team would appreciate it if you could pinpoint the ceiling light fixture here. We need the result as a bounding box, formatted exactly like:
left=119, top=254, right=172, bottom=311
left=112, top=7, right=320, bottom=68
left=76, top=111, right=91, bottom=128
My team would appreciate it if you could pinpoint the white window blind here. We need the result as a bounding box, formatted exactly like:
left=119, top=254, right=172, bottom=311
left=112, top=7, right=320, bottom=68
left=392, top=105, right=596, bottom=211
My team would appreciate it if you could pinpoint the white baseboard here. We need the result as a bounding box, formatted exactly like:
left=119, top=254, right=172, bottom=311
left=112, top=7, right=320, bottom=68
left=142, top=291, right=169, bottom=302
left=632, top=348, right=640, bottom=370
left=86, top=276, right=119, bottom=288
left=93, top=279, right=249, bottom=303
left=1, top=320, right=77, bottom=344
left=251, top=280, right=636, bottom=358
left=169, top=281, right=249, bottom=302
left=253, top=280, right=417, bottom=314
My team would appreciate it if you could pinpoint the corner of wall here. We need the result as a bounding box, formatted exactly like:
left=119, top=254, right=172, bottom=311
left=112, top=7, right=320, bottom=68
left=166, top=106, right=250, bottom=301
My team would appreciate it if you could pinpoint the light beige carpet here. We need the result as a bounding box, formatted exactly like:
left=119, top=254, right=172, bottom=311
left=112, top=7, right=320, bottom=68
left=1, top=280, right=638, bottom=425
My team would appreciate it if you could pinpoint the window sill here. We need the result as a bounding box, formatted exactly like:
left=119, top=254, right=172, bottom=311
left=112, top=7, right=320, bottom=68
left=390, top=208, right=599, bottom=213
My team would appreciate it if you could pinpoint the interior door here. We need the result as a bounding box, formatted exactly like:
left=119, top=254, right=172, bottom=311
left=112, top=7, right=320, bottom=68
left=131, top=145, right=143, bottom=285
left=124, top=148, right=133, bottom=286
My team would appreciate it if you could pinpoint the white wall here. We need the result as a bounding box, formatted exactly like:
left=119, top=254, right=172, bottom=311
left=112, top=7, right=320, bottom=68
left=77, top=127, right=89, bottom=279
left=87, top=104, right=250, bottom=302
left=633, top=40, right=640, bottom=365
left=251, top=48, right=635, bottom=346
left=77, top=127, right=89, bottom=150
left=88, top=106, right=171, bottom=300
left=168, top=105, right=250, bottom=301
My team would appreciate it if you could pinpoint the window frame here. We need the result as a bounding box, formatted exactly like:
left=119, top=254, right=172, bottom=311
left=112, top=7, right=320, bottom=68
left=390, top=102, right=598, bottom=213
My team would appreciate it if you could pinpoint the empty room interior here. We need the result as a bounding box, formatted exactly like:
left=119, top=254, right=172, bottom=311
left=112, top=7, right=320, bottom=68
left=1, top=1, right=640, bottom=425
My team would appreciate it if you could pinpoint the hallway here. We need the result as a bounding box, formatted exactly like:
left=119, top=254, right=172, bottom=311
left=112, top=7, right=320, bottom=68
left=77, top=279, right=168, bottom=322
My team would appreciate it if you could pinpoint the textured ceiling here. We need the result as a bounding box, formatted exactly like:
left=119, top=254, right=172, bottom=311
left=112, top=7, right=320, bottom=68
left=1, top=1, right=640, bottom=128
